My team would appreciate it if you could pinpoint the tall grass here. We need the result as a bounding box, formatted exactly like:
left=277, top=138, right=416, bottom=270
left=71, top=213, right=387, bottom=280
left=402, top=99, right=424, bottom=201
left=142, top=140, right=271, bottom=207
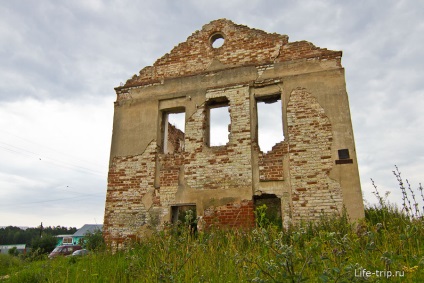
left=0, top=254, right=21, bottom=277
left=3, top=169, right=423, bottom=282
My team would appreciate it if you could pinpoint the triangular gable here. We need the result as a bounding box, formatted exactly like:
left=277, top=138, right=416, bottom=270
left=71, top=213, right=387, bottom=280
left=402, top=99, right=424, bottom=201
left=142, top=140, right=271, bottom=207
left=123, top=18, right=341, bottom=88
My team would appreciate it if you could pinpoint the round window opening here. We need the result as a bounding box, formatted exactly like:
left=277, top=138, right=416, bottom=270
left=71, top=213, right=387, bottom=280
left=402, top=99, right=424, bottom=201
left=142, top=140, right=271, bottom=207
left=210, top=33, right=225, bottom=49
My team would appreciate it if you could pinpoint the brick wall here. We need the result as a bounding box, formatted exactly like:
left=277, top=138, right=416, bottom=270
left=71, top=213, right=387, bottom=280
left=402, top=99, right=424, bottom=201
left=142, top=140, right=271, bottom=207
left=277, top=41, right=342, bottom=65
left=166, top=123, right=184, bottom=153
left=103, top=141, right=157, bottom=248
left=120, top=19, right=340, bottom=90
left=287, top=88, right=343, bottom=221
left=203, top=200, right=255, bottom=228
left=258, top=141, right=288, bottom=181
left=105, top=85, right=256, bottom=245
left=104, top=19, right=361, bottom=247
left=183, top=85, right=252, bottom=190
left=158, top=153, right=184, bottom=207
left=159, top=152, right=184, bottom=188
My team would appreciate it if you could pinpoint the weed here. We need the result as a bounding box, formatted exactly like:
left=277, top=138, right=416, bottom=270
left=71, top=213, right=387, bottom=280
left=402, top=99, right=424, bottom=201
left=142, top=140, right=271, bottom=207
left=4, top=168, right=424, bottom=282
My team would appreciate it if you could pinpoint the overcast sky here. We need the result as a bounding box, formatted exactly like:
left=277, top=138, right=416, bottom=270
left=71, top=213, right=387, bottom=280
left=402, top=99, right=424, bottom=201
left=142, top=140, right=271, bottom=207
left=1, top=0, right=423, bottom=228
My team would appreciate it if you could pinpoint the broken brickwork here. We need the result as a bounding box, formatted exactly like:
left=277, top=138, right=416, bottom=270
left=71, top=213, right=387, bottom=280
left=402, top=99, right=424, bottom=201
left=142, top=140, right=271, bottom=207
left=166, top=123, right=185, bottom=153
left=104, top=19, right=364, bottom=248
left=258, top=142, right=288, bottom=181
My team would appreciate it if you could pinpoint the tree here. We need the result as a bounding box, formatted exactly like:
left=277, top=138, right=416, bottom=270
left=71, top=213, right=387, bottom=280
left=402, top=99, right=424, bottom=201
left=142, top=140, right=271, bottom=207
left=31, top=234, right=57, bottom=254
left=82, top=229, right=105, bottom=251
left=8, top=247, right=19, bottom=256
left=0, top=226, right=77, bottom=246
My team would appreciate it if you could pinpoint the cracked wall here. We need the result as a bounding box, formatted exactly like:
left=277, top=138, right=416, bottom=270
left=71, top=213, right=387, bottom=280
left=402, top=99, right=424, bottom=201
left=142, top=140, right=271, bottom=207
left=287, top=88, right=344, bottom=221
left=104, top=19, right=364, bottom=248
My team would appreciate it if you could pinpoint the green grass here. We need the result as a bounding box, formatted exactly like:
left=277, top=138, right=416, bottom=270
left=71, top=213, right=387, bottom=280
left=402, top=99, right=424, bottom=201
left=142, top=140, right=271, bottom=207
left=0, top=254, right=21, bottom=277
left=2, top=169, right=423, bottom=282
left=1, top=207, right=423, bottom=283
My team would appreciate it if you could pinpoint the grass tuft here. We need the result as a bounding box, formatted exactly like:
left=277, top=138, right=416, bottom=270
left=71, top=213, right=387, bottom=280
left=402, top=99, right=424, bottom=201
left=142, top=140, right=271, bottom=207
left=2, top=168, right=423, bottom=282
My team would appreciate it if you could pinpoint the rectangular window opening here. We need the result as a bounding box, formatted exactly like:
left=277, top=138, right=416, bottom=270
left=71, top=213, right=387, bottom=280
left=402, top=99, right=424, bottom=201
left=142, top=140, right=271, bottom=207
left=171, top=205, right=197, bottom=225
left=254, top=194, right=282, bottom=228
left=257, top=96, right=284, bottom=153
left=207, top=99, right=230, bottom=147
left=162, top=110, right=185, bottom=154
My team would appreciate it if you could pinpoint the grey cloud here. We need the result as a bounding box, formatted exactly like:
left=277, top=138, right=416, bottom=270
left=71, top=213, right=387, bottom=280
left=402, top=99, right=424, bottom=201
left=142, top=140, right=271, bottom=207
left=1, top=0, right=423, bottom=227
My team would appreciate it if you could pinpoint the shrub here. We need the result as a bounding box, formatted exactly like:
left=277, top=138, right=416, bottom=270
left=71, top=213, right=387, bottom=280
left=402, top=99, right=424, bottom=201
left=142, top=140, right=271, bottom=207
left=83, top=229, right=105, bottom=252
left=30, top=233, right=57, bottom=255
left=8, top=247, right=19, bottom=257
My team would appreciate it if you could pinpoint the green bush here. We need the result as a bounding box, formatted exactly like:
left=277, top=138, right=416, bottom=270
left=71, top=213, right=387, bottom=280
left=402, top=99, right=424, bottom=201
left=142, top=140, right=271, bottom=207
left=7, top=247, right=19, bottom=257
left=30, top=233, right=57, bottom=257
left=82, top=229, right=105, bottom=252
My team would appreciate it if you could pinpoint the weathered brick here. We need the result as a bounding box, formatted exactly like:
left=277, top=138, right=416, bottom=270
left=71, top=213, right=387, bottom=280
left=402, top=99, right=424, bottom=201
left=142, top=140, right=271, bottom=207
left=103, top=19, right=364, bottom=248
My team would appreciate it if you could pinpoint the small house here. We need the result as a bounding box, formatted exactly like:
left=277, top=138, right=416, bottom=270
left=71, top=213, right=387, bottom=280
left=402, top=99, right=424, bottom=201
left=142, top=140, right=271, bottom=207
left=55, top=224, right=103, bottom=246
left=72, top=224, right=103, bottom=245
left=0, top=244, right=27, bottom=255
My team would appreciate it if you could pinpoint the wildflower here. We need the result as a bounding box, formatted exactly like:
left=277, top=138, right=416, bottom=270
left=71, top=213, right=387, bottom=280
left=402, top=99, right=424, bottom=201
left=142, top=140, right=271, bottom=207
left=402, top=265, right=419, bottom=273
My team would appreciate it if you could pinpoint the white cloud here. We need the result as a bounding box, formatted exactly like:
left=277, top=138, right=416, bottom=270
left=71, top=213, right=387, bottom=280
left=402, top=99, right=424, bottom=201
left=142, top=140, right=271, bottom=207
left=257, top=100, right=284, bottom=153
left=0, top=97, right=112, bottom=227
left=0, top=0, right=423, bottom=227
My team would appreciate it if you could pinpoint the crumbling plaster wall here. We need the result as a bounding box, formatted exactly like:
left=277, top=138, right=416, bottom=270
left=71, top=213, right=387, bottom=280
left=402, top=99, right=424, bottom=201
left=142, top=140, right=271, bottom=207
left=104, top=19, right=364, bottom=248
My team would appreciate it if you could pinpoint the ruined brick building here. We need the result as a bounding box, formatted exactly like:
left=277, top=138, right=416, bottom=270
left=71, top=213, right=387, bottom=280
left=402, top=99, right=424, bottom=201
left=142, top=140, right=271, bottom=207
left=103, top=19, right=364, bottom=247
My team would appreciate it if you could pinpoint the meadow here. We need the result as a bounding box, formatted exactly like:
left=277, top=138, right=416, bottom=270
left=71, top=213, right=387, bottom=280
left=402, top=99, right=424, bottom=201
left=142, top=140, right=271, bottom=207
left=1, top=170, right=423, bottom=282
